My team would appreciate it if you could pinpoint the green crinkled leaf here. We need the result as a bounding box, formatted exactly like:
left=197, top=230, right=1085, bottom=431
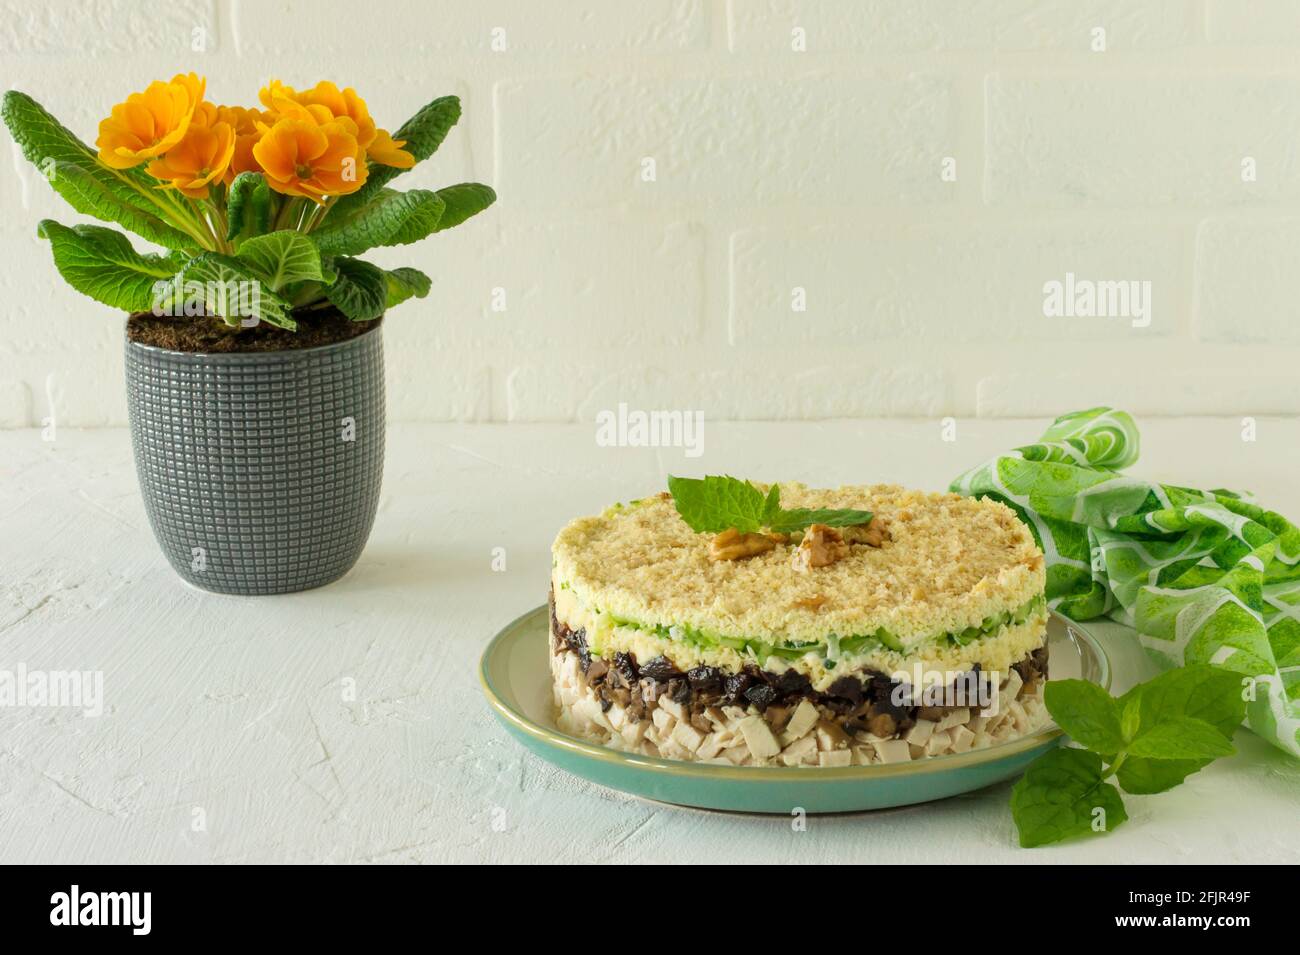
left=47, top=162, right=200, bottom=252
left=1125, top=717, right=1235, bottom=760
left=1044, top=679, right=1127, bottom=754
left=226, top=172, right=272, bottom=241
left=3, top=90, right=198, bottom=251
left=391, top=95, right=461, bottom=164
left=430, top=182, right=496, bottom=232
left=234, top=231, right=326, bottom=292
left=384, top=191, right=449, bottom=246
left=385, top=267, right=431, bottom=308
left=323, top=257, right=387, bottom=322
left=312, top=189, right=445, bottom=256
left=37, top=219, right=185, bottom=312
left=160, top=252, right=294, bottom=329
left=335, top=95, right=461, bottom=212
left=1010, top=747, right=1128, bottom=848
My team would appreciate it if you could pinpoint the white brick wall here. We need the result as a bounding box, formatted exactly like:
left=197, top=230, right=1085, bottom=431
left=3, top=0, right=1300, bottom=426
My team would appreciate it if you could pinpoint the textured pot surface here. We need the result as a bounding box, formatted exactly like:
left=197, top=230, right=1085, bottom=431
left=125, top=325, right=385, bottom=595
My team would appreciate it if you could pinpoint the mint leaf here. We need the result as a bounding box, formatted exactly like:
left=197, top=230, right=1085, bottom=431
left=37, top=220, right=184, bottom=312
left=1106, top=665, right=1242, bottom=791
left=235, top=231, right=326, bottom=292
left=1011, top=664, right=1245, bottom=845
left=1120, top=664, right=1246, bottom=740
left=1125, top=717, right=1235, bottom=760
left=668, top=475, right=873, bottom=536
left=1120, top=694, right=1141, bottom=741
left=1010, top=748, right=1128, bottom=848
left=1116, top=757, right=1212, bottom=795
left=1043, top=679, right=1126, bottom=753
left=767, top=506, right=875, bottom=535
left=667, top=475, right=770, bottom=534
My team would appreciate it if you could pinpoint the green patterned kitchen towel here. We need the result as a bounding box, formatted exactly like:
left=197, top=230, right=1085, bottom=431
left=951, top=407, right=1300, bottom=757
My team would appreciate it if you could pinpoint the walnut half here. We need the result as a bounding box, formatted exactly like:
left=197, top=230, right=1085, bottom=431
left=709, top=527, right=784, bottom=561
left=791, top=524, right=851, bottom=572
left=841, top=515, right=890, bottom=547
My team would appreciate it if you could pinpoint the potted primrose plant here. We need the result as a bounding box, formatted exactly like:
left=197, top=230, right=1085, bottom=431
left=2, top=74, right=495, bottom=595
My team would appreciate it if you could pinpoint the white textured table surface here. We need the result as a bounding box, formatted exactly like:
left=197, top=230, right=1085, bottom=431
left=2, top=419, right=1298, bottom=864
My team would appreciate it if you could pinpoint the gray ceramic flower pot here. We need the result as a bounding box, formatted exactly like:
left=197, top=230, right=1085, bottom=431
left=125, top=325, right=385, bottom=595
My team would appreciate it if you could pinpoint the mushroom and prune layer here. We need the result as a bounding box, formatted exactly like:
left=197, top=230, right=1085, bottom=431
left=551, top=599, right=1047, bottom=742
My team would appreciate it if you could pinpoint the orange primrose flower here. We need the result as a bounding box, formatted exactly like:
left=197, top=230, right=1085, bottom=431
left=216, top=105, right=270, bottom=183
left=257, top=79, right=300, bottom=115
left=367, top=127, right=415, bottom=169
left=260, top=80, right=372, bottom=144
left=295, top=81, right=377, bottom=148
left=252, top=116, right=368, bottom=202
left=96, top=73, right=206, bottom=169
left=146, top=112, right=236, bottom=199
left=259, top=79, right=414, bottom=168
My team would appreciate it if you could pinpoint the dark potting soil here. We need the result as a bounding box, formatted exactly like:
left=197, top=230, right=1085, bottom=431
left=126, top=309, right=379, bottom=353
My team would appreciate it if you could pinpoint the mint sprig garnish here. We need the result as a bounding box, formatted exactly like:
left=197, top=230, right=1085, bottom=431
left=1011, top=664, right=1246, bottom=847
left=1010, top=749, right=1128, bottom=849
left=666, top=475, right=872, bottom=535
left=766, top=507, right=874, bottom=535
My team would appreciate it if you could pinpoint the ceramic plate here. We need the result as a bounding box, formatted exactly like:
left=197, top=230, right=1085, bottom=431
left=480, top=608, right=1109, bottom=814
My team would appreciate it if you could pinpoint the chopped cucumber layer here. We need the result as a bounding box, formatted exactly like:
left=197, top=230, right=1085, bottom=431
left=582, top=593, right=1046, bottom=663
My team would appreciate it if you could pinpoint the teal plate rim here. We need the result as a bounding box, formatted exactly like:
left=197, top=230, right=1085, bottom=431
left=480, top=605, right=1110, bottom=784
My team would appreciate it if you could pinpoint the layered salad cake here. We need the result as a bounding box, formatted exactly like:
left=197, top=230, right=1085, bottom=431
left=549, top=477, right=1051, bottom=767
